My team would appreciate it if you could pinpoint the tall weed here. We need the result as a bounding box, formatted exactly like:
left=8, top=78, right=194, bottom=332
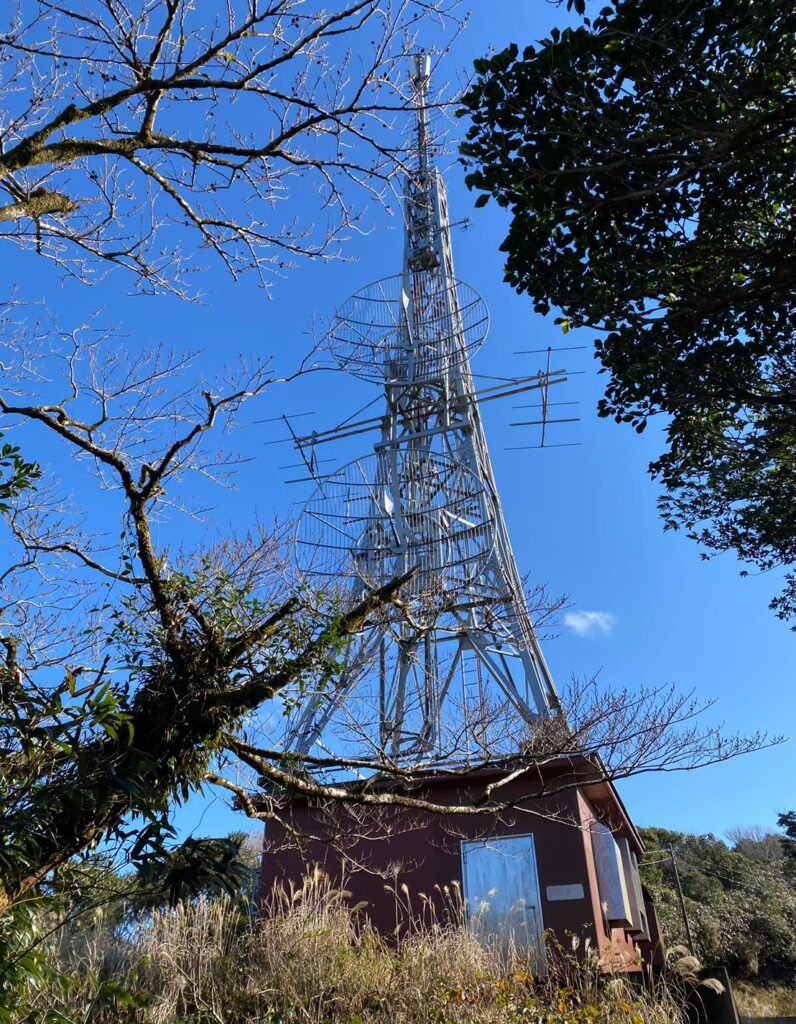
left=23, top=872, right=689, bottom=1024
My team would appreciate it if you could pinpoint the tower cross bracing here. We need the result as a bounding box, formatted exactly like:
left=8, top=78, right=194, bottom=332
left=289, top=55, right=562, bottom=762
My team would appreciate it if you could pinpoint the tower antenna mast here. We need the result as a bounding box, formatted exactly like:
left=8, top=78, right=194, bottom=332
left=290, top=56, right=562, bottom=761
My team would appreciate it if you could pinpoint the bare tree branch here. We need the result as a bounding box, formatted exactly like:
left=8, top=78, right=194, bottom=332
left=0, top=0, right=463, bottom=292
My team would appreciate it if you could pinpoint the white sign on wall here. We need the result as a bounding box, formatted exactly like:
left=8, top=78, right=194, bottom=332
left=546, top=884, right=585, bottom=902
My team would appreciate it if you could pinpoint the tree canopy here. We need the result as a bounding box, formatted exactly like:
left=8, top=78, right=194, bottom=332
left=460, top=0, right=796, bottom=621
left=640, top=823, right=796, bottom=984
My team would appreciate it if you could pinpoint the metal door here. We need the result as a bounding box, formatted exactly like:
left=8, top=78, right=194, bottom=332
left=461, top=834, right=545, bottom=965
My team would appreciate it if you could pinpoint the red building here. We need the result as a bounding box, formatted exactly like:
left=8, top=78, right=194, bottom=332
left=260, top=753, right=663, bottom=974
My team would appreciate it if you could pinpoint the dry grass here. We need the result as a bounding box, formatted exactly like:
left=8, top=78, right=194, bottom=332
left=27, top=872, right=690, bottom=1024
left=735, top=981, right=796, bottom=1019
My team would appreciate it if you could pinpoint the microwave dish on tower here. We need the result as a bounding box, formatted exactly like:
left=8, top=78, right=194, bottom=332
left=285, top=53, right=563, bottom=761
left=296, top=448, right=495, bottom=625
left=329, top=273, right=489, bottom=384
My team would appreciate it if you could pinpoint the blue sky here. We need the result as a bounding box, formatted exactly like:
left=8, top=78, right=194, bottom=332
left=2, top=1, right=793, bottom=845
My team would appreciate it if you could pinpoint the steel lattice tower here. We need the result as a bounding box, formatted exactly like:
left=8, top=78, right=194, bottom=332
left=288, top=56, right=562, bottom=761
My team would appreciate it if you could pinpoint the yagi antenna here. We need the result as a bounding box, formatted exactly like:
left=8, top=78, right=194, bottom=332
left=282, top=414, right=324, bottom=489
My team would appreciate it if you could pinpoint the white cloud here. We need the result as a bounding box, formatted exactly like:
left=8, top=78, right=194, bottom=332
left=564, top=610, right=617, bottom=639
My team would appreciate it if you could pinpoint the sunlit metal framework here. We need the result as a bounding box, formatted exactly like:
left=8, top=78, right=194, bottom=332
left=289, top=56, right=562, bottom=761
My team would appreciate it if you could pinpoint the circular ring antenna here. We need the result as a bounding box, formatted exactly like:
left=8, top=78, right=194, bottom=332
left=329, top=273, right=489, bottom=384
left=296, top=449, right=495, bottom=620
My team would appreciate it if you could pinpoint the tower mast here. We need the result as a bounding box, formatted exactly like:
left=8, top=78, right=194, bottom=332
left=289, top=56, right=561, bottom=761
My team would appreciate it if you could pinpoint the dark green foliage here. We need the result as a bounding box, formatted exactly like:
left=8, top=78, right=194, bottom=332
left=47, top=833, right=258, bottom=920
left=0, top=437, right=38, bottom=514
left=460, top=0, right=796, bottom=621
left=134, top=834, right=258, bottom=910
left=779, top=811, right=796, bottom=877
left=780, top=811, right=796, bottom=843
left=640, top=825, right=796, bottom=983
